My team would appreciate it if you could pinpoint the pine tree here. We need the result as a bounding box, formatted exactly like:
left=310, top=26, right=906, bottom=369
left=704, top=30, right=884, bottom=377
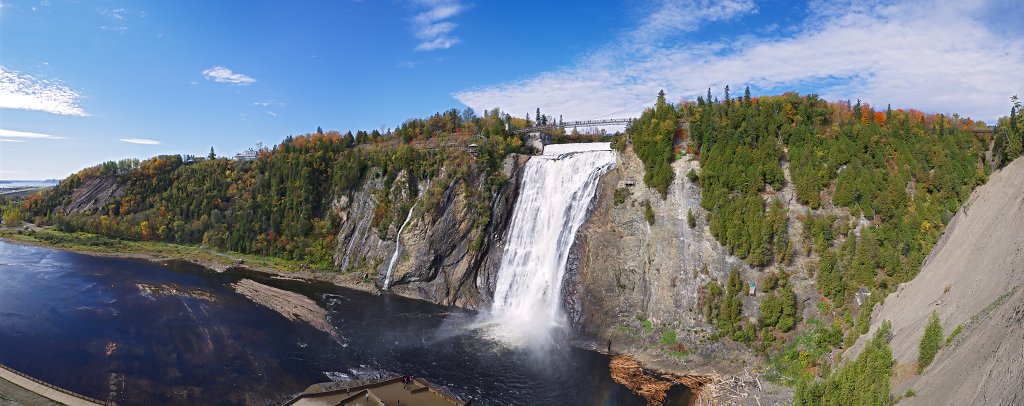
left=918, top=310, right=943, bottom=372
left=208, top=147, right=216, bottom=160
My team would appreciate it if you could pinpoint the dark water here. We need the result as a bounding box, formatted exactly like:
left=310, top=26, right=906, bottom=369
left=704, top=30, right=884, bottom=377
left=0, top=241, right=649, bottom=405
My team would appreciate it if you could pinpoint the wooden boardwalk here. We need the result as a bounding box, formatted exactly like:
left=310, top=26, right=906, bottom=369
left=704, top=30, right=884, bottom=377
left=0, top=364, right=104, bottom=406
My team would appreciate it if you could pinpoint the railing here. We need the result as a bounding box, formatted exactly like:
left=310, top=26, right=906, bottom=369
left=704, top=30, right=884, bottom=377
left=511, top=118, right=635, bottom=134
left=0, top=363, right=107, bottom=405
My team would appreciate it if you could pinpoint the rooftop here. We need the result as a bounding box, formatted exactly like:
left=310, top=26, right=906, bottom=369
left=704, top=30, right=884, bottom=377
left=284, top=376, right=465, bottom=406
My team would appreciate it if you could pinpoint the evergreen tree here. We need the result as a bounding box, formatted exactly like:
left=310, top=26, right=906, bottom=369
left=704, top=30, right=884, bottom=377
left=918, top=310, right=943, bottom=372
left=208, top=147, right=216, bottom=160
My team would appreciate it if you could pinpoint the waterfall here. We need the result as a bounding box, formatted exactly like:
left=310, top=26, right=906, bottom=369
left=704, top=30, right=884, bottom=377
left=489, top=143, right=615, bottom=345
left=383, top=202, right=416, bottom=290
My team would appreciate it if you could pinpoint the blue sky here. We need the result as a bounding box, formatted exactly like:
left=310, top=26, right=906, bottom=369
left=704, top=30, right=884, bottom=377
left=1, top=0, right=1022, bottom=180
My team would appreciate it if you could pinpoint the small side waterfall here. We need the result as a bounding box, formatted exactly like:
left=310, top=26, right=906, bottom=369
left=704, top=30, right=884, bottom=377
left=489, top=143, right=615, bottom=345
left=383, top=202, right=416, bottom=290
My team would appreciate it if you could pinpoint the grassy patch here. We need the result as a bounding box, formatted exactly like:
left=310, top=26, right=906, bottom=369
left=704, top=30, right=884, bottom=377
left=1, top=228, right=308, bottom=273
left=660, top=327, right=677, bottom=346
left=637, top=315, right=654, bottom=333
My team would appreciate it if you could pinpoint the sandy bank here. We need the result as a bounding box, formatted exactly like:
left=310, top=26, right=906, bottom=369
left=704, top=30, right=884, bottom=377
left=231, top=278, right=341, bottom=341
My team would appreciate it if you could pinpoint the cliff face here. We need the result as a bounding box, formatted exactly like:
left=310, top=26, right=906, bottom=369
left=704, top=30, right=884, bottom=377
left=569, top=147, right=759, bottom=374
left=846, top=157, right=1024, bottom=405
left=64, top=176, right=124, bottom=215
left=331, top=154, right=527, bottom=309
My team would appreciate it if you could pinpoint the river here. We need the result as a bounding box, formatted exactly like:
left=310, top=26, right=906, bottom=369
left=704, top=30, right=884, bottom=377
left=0, top=240, right=646, bottom=405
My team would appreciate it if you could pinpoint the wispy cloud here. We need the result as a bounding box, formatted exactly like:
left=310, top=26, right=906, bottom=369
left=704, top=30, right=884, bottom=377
left=0, top=129, right=66, bottom=140
left=0, top=66, right=87, bottom=116
left=98, top=7, right=130, bottom=32
left=409, top=0, right=466, bottom=51
left=455, top=0, right=1024, bottom=122
left=202, top=66, right=256, bottom=85
left=120, top=138, right=160, bottom=145
left=631, top=0, right=756, bottom=41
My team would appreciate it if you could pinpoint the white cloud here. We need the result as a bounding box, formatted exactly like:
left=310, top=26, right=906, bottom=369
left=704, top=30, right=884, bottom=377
left=0, top=66, right=88, bottom=116
left=98, top=7, right=130, bottom=32
left=0, top=139, right=25, bottom=143
left=0, top=129, right=66, bottom=140
left=202, top=66, right=256, bottom=85
left=631, top=0, right=756, bottom=41
left=455, top=0, right=1024, bottom=122
left=120, top=138, right=160, bottom=145
left=409, top=0, right=466, bottom=51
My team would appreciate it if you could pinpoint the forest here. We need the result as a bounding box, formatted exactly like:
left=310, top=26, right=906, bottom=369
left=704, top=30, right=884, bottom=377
left=14, top=108, right=523, bottom=270
left=686, top=90, right=1022, bottom=403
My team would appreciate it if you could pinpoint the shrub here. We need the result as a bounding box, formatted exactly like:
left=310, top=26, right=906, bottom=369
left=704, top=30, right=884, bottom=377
left=2, top=206, right=22, bottom=227
left=643, top=200, right=655, bottom=225
left=945, top=324, right=963, bottom=346
left=614, top=187, right=630, bottom=206
left=918, top=310, right=943, bottom=373
left=686, top=168, right=699, bottom=182
left=660, top=327, right=678, bottom=346
left=687, top=209, right=696, bottom=228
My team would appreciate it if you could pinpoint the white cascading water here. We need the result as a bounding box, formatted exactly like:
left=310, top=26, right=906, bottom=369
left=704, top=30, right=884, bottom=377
left=383, top=202, right=416, bottom=290
left=488, top=143, right=616, bottom=345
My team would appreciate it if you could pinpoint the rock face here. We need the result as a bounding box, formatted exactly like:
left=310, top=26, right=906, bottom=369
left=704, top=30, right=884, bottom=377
left=332, top=155, right=527, bottom=309
left=847, top=157, right=1024, bottom=405
left=64, top=176, right=124, bottom=215
left=569, top=147, right=758, bottom=373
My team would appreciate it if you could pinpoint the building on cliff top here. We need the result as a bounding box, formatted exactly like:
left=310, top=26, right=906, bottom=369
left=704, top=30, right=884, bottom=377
left=233, top=148, right=259, bottom=161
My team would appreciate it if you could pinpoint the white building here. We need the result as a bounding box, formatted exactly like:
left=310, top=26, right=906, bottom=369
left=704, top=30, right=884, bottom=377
left=234, top=148, right=259, bottom=162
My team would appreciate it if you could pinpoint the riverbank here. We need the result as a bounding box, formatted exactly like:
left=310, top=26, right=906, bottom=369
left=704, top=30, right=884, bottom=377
left=0, top=227, right=385, bottom=299
left=1, top=228, right=739, bottom=404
